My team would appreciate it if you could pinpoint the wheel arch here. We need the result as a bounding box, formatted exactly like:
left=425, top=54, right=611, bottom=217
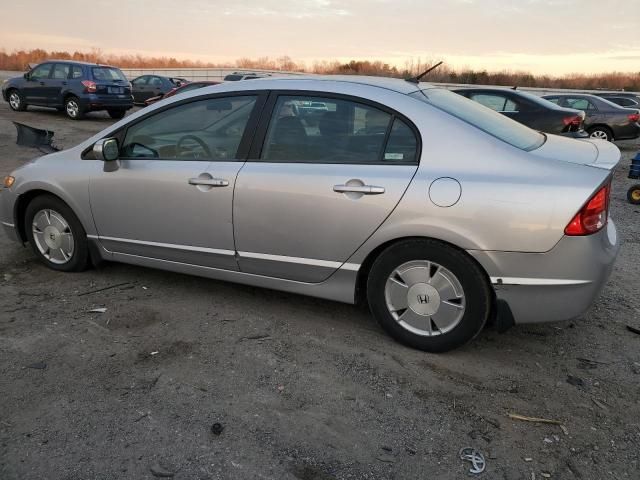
left=587, top=124, right=614, bottom=137
left=353, top=235, right=494, bottom=308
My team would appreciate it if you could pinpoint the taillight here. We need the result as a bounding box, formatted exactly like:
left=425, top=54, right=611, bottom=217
left=628, top=113, right=639, bottom=123
left=563, top=115, right=583, bottom=127
left=565, top=182, right=611, bottom=236
left=81, top=80, right=97, bottom=93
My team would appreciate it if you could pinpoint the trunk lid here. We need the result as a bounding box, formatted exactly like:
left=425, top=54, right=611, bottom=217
left=530, top=133, right=620, bottom=170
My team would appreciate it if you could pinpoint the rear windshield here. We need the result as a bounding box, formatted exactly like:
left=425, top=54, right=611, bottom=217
left=92, top=67, right=127, bottom=81
left=412, top=88, right=546, bottom=151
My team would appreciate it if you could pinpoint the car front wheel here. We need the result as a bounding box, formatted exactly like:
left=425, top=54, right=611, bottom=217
left=8, top=90, right=27, bottom=111
left=367, top=239, right=491, bottom=352
left=25, top=195, right=90, bottom=272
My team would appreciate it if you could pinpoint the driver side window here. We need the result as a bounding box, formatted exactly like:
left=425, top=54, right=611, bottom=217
left=120, top=96, right=258, bottom=161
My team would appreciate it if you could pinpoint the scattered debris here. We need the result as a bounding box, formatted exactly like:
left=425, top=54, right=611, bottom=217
left=3, top=273, right=13, bottom=281
left=541, top=473, right=551, bottom=478
left=238, top=334, right=271, bottom=342
left=77, top=282, right=130, bottom=296
left=632, top=362, right=640, bottom=375
left=566, top=375, right=585, bottom=387
left=459, top=447, right=486, bottom=474
left=277, top=385, right=285, bottom=392
left=376, top=454, right=395, bottom=463
left=25, top=361, right=47, bottom=370
left=576, top=358, right=599, bottom=370
left=133, top=412, right=150, bottom=423
left=591, top=398, right=608, bottom=411
left=13, top=122, right=60, bottom=153
left=508, top=413, right=562, bottom=425
left=524, top=457, right=533, bottom=462
left=381, top=446, right=392, bottom=452
left=543, top=437, right=554, bottom=444
left=142, top=286, right=148, bottom=290
left=560, top=425, right=569, bottom=436
left=88, top=308, right=107, bottom=313
left=149, top=462, right=175, bottom=478
left=626, top=325, right=640, bottom=335
left=150, top=351, right=159, bottom=356
left=405, top=446, right=417, bottom=455
left=211, top=423, right=224, bottom=435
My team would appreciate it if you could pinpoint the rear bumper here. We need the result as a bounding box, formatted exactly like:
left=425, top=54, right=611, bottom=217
left=78, top=94, right=134, bottom=111
left=469, top=220, right=620, bottom=324
left=613, top=122, right=640, bottom=141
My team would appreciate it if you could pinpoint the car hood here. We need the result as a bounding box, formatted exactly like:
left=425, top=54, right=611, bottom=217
left=530, top=133, right=620, bottom=170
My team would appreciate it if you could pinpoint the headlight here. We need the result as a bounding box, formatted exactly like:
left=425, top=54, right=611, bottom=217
left=3, top=176, right=15, bottom=188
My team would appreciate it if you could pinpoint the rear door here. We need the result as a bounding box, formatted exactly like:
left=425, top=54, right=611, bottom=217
left=47, top=63, right=71, bottom=106
left=233, top=92, right=420, bottom=282
left=22, top=63, right=52, bottom=105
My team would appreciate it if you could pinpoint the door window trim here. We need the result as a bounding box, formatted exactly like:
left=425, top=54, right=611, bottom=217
left=83, top=91, right=269, bottom=162
left=247, top=90, right=422, bottom=166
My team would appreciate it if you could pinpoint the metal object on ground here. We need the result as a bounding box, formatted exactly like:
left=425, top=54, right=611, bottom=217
left=211, top=422, right=224, bottom=435
left=459, top=447, right=486, bottom=475
left=13, top=122, right=59, bottom=152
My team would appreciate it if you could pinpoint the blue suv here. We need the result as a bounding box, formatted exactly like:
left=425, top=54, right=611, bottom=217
left=1, top=60, right=133, bottom=120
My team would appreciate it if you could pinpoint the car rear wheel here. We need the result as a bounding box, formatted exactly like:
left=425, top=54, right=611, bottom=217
left=64, top=96, right=84, bottom=120
left=367, top=239, right=491, bottom=352
left=628, top=184, right=640, bottom=205
left=8, top=89, right=27, bottom=111
left=588, top=126, right=613, bottom=142
left=107, top=109, right=126, bottom=119
left=25, top=195, right=90, bottom=272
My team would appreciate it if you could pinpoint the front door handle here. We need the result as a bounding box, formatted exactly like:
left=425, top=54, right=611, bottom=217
left=188, top=177, right=229, bottom=187
left=333, top=184, right=385, bottom=195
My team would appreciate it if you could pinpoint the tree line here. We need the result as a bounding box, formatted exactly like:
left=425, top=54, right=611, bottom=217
left=1, top=49, right=638, bottom=91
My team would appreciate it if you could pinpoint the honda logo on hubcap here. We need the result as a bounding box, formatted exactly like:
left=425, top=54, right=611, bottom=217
left=417, top=294, right=429, bottom=304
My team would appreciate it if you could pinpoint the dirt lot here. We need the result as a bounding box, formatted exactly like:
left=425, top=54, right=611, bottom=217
left=0, top=103, right=639, bottom=480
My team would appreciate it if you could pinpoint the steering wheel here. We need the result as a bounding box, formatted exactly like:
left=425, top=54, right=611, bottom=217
left=176, top=135, right=212, bottom=159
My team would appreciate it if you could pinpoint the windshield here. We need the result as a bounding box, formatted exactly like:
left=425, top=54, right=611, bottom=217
left=92, top=67, right=127, bottom=82
left=412, top=88, right=546, bottom=151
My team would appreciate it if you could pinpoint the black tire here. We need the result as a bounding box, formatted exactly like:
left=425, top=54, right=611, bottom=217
left=64, top=96, right=84, bottom=120
left=628, top=184, right=640, bottom=205
left=24, top=194, right=90, bottom=272
left=587, top=126, right=614, bottom=142
left=107, top=109, right=126, bottom=119
left=367, top=239, right=491, bottom=353
left=7, top=89, right=27, bottom=111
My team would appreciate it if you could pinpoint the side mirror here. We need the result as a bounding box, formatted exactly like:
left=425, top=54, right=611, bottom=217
left=23, top=73, right=30, bottom=80
left=93, top=138, right=120, bottom=161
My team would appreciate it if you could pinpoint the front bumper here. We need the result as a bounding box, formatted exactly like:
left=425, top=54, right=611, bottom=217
left=469, top=220, right=620, bottom=324
left=0, top=187, right=21, bottom=242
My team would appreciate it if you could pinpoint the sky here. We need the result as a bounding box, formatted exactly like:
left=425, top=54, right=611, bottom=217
left=1, top=0, right=639, bottom=75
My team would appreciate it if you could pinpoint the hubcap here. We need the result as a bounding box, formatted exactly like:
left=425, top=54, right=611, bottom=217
left=590, top=130, right=609, bottom=141
left=9, top=92, right=20, bottom=109
left=632, top=190, right=640, bottom=201
left=32, top=209, right=74, bottom=264
left=66, top=100, right=79, bottom=118
left=385, top=260, right=465, bottom=336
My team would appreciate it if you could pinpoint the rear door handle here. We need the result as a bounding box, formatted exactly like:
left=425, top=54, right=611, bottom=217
left=188, top=177, right=229, bottom=187
left=333, top=184, right=385, bottom=195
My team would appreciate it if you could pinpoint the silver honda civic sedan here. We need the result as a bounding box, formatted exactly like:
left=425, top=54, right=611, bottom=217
left=0, top=76, right=621, bottom=352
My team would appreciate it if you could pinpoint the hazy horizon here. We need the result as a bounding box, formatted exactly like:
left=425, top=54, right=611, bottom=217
left=1, top=0, right=639, bottom=75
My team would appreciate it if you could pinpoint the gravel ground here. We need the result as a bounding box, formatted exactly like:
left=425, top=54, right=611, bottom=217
left=0, top=102, right=639, bottom=480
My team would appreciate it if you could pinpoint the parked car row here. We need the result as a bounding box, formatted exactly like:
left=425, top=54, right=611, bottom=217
left=454, top=87, right=640, bottom=142
left=1, top=61, right=271, bottom=119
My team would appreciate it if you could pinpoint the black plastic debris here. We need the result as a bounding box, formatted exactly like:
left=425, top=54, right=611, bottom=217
left=211, top=422, right=224, bottom=435
left=13, top=122, right=60, bottom=153
left=26, top=361, right=47, bottom=370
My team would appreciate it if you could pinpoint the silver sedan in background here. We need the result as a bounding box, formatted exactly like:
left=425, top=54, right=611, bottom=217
left=0, top=76, right=620, bottom=352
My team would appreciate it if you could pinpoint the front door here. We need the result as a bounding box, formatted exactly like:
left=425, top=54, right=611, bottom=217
left=233, top=93, right=420, bottom=282
left=47, top=63, right=71, bottom=107
left=89, top=93, right=264, bottom=270
left=22, top=63, right=52, bottom=105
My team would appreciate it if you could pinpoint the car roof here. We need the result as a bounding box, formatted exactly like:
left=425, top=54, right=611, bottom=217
left=41, top=59, right=117, bottom=67
left=221, top=75, right=427, bottom=95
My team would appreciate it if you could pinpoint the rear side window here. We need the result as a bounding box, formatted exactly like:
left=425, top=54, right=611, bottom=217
left=52, top=64, right=70, bottom=79
left=120, top=96, right=257, bottom=161
left=413, top=89, right=545, bottom=151
left=261, top=95, right=418, bottom=164
left=469, top=93, right=518, bottom=112
left=71, top=65, right=83, bottom=79
left=92, top=67, right=127, bottom=81
left=565, top=98, right=596, bottom=111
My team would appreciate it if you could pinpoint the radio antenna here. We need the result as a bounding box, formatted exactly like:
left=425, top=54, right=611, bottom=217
left=405, top=61, right=443, bottom=84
